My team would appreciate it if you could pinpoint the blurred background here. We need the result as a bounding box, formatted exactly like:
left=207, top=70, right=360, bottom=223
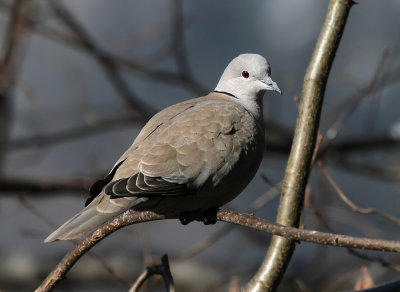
left=1, top=0, right=400, bottom=291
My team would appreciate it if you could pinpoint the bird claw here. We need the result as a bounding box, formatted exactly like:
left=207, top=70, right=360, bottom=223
left=178, top=208, right=219, bottom=225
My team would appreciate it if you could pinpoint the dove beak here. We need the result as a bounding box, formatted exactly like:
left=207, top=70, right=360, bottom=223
left=263, top=76, right=282, bottom=95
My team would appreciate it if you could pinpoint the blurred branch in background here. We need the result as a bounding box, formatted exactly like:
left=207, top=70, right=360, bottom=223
left=129, top=254, right=175, bottom=292
left=322, top=49, right=399, bottom=142
left=0, top=176, right=88, bottom=194
left=0, top=0, right=400, bottom=291
left=305, top=179, right=400, bottom=274
left=46, top=0, right=156, bottom=121
left=0, top=0, right=31, bottom=169
left=318, top=161, right=400, bottom=225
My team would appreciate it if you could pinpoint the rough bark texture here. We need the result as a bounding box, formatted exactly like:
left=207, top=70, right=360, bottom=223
left=36, top=208, right=400, bottom=292
left=245, top=0, right=355, bottom=291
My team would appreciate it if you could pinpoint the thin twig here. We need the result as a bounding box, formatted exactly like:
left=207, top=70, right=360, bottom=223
left=169, top=0, right=205, bottom=94
left=318, top=161, right=400, bottom=225
left=312, top=133, right=324, bottom=164
left=323, top=49, right=390, bottom=142
left=335, top=157, right=400, bottom=181
left=129, top=254, right=175, bottom=292
left=0, top=176, right=90, bottom=194
left=36, top=209, right=400, bottom=292
left=7, top=115, right=145, bottom=150
left=0, top=0, right=31, bottom=167
left=18, top=196, right=131, bottom=285
left=305, top=189, right=400, bottom=272
left=35, top=211, right=166, bottom=292
left=46, top=0, right=155, bottom=121
left=32, top=22, right=208, bottom=95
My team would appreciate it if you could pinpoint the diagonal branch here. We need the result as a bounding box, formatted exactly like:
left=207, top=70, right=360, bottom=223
left=47, top=0, right=156, bottom=121
left=169, top=0, right=205, bottom=95
left=245, top=1, right=355, bottom=291
left=0, top=0, right=31, bottom=168
left=35, top=209, right=400, bottom=292
left=318, top=161, right=400, bottom=225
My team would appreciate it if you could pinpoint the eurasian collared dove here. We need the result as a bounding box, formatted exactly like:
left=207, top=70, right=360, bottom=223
left=44, top=53, right=281, bottom=242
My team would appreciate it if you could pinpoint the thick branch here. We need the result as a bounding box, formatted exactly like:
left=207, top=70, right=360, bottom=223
left=246, top=1, right=355, bottom=291
left=36, top=209, right=400, bottom=292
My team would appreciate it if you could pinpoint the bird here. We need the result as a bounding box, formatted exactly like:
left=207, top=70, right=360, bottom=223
left=44, top=53, right=281, bottom=242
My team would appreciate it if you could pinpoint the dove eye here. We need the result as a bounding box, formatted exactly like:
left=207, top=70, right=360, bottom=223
left=241, top=71, right=250, bottom=78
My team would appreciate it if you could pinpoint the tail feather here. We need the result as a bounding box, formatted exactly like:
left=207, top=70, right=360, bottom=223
left=44, top=193, right=141, bottom=243
left=44, top=207, right=116, bottom=243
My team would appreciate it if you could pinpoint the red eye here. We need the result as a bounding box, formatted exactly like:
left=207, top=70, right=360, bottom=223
left=241, top=71, right=249, bottom=78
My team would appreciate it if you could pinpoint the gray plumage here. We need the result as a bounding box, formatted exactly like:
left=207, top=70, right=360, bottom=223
left=44, top=53, right=281, bottom=242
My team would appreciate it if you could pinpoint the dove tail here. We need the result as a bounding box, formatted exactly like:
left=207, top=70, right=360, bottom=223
left=44, top=207, right=116, bottom=243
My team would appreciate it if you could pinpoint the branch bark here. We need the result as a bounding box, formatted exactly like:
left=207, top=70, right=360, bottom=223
left=0, top=0, right=31, bottom=169
left=36, top=209, right=400, bottom=292
left=245, top=1, right=355, bottom=291
left=129, top=254, right=175, bottom=292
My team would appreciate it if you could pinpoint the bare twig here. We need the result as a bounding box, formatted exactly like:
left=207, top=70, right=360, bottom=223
left=169, top=0, right=205, bottom=94
left=35, top=211, right=166, bottom=292
left=0, top=0, right=30, bottom=87
left=305, top=189, right=400, bottom=272
left=32, top=22, right=208, bottom=95
left=0, top=176, right=89, bottom=194
left=18, top=196, right=131, bottom=285
left=46, top=0, right=156, bottom=121
left=323, top=49, right=390, bottom=142
left=311, top=133, right=324, bottom=164
left=322, top=135, right=400, bottom=154
left=347, top=249, right=400, bottom=272
left=7, top=115, right=145, bottom=150
left=36, top=209, right=400, bottom=292
left=129, top=254, right=175, bottom=292
left=318, top=161, right=400, bottom=225
left=335, top=157, right=400, bottom=181
left=217, top=210, right=400, bottom=252
left=0, top=0, right=31, bottom=168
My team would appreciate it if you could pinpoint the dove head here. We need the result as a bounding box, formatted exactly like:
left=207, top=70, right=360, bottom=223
left=215, top=54, right=281, bottom=118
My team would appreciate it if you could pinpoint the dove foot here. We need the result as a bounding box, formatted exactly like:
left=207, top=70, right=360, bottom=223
left=178, top=208, right=219, bottom=225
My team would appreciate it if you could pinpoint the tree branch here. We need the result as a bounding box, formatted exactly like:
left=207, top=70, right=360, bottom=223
left=0, top=177, right=89, bottom=194
left=245, top=1, right=355, bottom=291
left=318, top=161, right=400, bottom=225
left=47, top=0, right=156, bottom=121
left=129, top=254, right=175, bottom=292
left=0, top=0, right=31, bottom=169
left=36, top=209, right=400, bottom=292
left=7, top=115, right=145, bottom=150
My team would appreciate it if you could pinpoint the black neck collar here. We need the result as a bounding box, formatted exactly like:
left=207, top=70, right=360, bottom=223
left=213, top=90, right=238, bottom=99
